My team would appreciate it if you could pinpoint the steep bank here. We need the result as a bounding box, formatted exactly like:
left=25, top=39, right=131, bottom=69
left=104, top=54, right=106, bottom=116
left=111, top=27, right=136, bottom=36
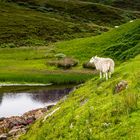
left=19, top=55, right=140, bottom=140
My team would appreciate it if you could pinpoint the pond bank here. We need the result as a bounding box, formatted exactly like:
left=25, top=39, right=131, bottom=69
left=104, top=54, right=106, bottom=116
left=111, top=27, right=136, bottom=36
left=0, top=83, right=52, bottom=87
left=0, top=84, right=77, bottom=139
left=0, top=105, right=54, bottom=140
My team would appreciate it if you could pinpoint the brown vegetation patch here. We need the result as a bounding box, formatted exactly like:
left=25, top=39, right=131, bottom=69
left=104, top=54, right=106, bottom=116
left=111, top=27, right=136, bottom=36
left=48, top=57, right=78, bottom=69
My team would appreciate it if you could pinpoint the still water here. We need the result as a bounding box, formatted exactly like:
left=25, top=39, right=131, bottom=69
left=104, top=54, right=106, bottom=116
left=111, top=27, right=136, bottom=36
left=0, top=85, right=73, bottom=117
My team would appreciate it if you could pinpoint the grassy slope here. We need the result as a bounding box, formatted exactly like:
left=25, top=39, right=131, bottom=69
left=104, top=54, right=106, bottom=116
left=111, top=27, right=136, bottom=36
left=20, top=20, right=140, bottom=140
left=0, top=20, right=139, bottom=84
left=0, top=2, right=108, bottom=46
left=11, top=0, right=140, bottom=26
left=55, top=19, right=140, bottom=62
left=20, top=47, right=140, bottom=140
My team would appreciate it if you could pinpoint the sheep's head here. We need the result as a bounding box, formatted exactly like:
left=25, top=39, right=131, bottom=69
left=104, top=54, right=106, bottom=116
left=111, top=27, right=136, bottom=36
left=89, top=55, right=98, bottom=63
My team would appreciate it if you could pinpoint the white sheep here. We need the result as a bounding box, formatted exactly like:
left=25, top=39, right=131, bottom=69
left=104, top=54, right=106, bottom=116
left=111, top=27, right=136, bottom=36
left=89, top=56, right=115, bottom=80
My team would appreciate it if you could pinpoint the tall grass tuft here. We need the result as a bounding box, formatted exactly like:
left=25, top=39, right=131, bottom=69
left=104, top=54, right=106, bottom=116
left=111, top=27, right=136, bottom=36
left=123, top=93, right=138, bottom=114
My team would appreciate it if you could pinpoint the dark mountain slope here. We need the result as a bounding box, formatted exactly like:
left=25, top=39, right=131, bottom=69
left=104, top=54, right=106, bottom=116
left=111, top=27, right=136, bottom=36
left=81, top=0, right=140, bottom=11
left=8, top=0, right=140, bottom=26
left=0, top=0, right=139, bottom=46
left=0, top=2, right=108, bottom=46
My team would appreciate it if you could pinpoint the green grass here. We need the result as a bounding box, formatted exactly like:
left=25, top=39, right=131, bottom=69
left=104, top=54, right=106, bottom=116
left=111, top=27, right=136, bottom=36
left=0, top=72, right=94, bottom=84
left=19, top=54, right=140, bottom=140
left=0, top=19, right=139, bottom=84
left=0, top=5, right=139, bottom=139
left=54, top=19, right=140, bottom=62
left=0, top=46, right=95, bottom=84
left=0, top=1, right=139, bottom=139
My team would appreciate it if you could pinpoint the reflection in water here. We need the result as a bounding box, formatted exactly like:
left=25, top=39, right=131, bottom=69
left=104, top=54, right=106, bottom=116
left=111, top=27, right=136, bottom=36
left=0, top=86, right=73, bottom=117
left=31, top=88, right=72, bottom=103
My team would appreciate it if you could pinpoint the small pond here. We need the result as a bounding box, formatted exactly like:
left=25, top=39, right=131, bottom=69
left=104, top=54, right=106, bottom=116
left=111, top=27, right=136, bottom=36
left=0, top=85, right=74, bottom=117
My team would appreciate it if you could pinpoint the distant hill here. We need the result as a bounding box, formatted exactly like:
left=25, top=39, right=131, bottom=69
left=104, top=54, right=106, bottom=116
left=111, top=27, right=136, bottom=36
left=8, top=0, right=140, bottom=26
left=0, top=0, right=139, bottom=46
left=81, top=0, right=140, bottom=11
left=0, top=2, right=108, bottom=46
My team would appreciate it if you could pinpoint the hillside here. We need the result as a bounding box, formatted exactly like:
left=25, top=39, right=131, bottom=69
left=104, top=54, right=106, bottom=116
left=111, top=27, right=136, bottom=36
left=19, top=20, right=140, bottom=139
left=55, top=19, right=140, bottom=62
left=20, top=55, right=140, bottom=140
left=81, top=0, right=140, bottom=11
left=0, top=2, right=109, bottom=47
left=0, top=0, right=139, bottom=46
left=8, top=0, right=140, bottom=26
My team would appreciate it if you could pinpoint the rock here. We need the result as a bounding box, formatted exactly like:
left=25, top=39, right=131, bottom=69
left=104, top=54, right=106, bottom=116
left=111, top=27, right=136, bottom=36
left=12, top=125, right=24, bottom=130
left=0, top=107, right=49, bottom=139
left=8, top=116, right=25, bottom=129
left=8, top=128, right=26, bottom=136
left=0, top=133, right=7, bottom=140
left=26, top=117, right=35, bottom=125
left=8, top=128, right=26, bottom=139
left=0, top=118, right=5, bottom=122
left=34, top=110, right=44, bottom=119
left=20, top=128, right=26, bottom=134
left=115, top=80, right=128, bottom=93
left=8, top=129, right=19, bottom=136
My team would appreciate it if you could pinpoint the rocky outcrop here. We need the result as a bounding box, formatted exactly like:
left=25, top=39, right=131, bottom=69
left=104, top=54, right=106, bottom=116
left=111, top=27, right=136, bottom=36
left=0, top=105, right=54, bottom=140
left=115, top=80, right=128, bottom=93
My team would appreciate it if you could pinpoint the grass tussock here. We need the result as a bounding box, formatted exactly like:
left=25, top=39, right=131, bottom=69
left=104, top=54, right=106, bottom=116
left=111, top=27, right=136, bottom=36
left=48, top=57, right=78, bottom=69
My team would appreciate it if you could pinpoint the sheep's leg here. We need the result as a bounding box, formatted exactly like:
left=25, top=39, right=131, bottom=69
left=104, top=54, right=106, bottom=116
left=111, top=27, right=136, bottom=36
left=100, top=71, right=102, bottom=79
left=105, top=72, right=108, bottom=80
left=103, top=73, right=105, bottom=78
left=109, top=72, right=111, bottom=78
